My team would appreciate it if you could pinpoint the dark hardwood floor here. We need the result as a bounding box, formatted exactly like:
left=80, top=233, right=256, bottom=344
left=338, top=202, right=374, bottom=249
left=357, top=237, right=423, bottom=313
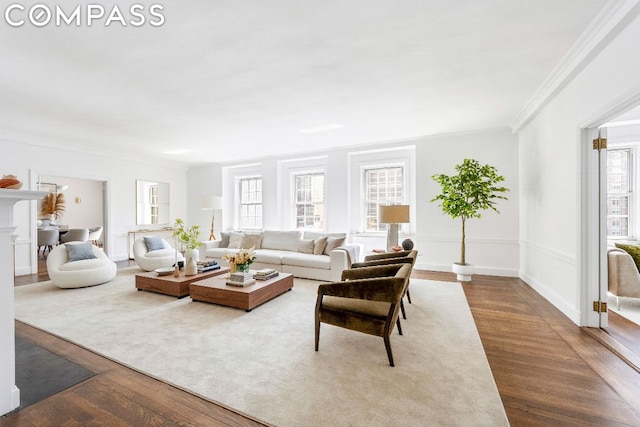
left=4, top=256, right=640, bottom=426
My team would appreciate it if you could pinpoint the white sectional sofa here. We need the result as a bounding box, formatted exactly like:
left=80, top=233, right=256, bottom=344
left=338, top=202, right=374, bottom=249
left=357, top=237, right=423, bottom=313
left=199, top=230, right=362, bottom=281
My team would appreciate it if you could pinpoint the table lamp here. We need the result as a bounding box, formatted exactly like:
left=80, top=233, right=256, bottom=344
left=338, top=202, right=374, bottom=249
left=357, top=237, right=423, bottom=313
left=202, top=196, right=223, bottom=240
left=379, top=204, right=410, bottom=251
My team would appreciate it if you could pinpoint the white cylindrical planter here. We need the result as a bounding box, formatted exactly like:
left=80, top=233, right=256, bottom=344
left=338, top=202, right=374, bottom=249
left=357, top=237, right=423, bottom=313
left=184, top=248, right=199, bottom=276
left=452, top=263, right=475, bottom=282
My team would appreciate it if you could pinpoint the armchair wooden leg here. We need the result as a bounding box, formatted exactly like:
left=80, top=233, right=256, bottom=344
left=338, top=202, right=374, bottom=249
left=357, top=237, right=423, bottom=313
left=396, top=318, right=403, bottom=336
left=400, top=299, right=406, bottom=319
left=315, top=319, right=320, bottom=351
left=406, top=287, right=412, bottom=304
left=383, top=335, right=394, bottom=367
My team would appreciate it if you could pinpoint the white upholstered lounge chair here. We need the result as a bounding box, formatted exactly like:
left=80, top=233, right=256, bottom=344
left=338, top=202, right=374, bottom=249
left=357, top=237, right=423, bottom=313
left=47, top=242, right=117, bottom=288
left=133, top=236, right=184, bottom=271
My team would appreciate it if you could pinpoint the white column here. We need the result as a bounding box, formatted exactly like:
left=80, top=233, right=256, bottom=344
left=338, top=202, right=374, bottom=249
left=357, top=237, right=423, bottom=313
left=0, top=189, right=46, bottom=416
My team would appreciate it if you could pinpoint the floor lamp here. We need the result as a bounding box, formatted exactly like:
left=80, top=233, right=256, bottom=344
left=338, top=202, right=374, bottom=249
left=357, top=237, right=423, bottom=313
left=379, top=205, right=410, bottom=251
left=202, top=196, right=223, bottom=240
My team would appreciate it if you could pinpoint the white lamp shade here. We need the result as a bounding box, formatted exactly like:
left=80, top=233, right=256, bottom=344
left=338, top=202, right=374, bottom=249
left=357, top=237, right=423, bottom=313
left=379, top=205, right=410, bottom=224
left=202, top=195, right=222, bottom=210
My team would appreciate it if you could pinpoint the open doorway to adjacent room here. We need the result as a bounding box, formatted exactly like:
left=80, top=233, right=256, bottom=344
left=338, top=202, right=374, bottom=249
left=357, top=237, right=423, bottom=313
left=600, top=105, right=640, bottom=360
left=35, top=174, right=107, bottom=276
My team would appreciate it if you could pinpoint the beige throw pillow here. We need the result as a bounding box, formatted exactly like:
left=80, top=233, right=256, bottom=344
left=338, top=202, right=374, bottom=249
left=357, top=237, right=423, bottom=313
left=323, top=237, right=345, bottom=255
left=242, top=233, right=263, bottom=249
left=228, top=232, right=244, bottom=249
left=298, top=239, right=315, bottom=254
left=313, top=236, right=328, bottom=255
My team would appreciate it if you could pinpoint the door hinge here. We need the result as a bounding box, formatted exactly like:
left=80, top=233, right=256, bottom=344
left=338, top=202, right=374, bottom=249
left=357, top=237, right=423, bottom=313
left=593, top=301, right=608, bottom=313
left=593, top=137, right=607, bottom=150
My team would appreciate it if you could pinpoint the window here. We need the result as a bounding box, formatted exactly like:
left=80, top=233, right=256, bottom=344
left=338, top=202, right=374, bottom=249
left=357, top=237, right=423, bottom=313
left=607, top=149, right=632, bottom=238
left=364, top=166, right=404, bottom=232
left=294, top=173, right=325, bottom=230
left=149, top=185, right=158, bottom=224
left=239, top=177, right=262, bottom=229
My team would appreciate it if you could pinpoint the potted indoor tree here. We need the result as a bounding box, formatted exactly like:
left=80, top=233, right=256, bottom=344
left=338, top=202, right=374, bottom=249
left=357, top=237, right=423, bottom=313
left=431, top=158, right=509, bottom=281
left=173, top=218, right=201, bottom=276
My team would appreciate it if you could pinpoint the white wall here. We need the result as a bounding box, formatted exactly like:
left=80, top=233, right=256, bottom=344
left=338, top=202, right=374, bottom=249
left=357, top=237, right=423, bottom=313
left=38, top=175, right=103, bottom=229
left=518, top=12, right=640, bottom=325
left=187, top=127, right=520, bottom=276
left=1, top=137, right=188, bottom=274
left=417, top=128, right=519, bottom=276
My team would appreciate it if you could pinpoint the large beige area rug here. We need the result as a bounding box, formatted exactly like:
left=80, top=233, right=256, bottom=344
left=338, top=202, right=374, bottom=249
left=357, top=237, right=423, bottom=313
left=15, top=268, right=508, bottom=426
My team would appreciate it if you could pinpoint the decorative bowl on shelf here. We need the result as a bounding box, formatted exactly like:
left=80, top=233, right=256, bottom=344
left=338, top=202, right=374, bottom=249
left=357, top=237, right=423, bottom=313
left=155, top=267, right=174, bottom=276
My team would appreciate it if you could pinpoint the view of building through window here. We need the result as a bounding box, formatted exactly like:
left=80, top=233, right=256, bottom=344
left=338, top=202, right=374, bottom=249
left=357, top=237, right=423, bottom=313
left=364, top=166, right=404, bottom=232
left=239, top=177, right=262, bottom=229
left=607, top=148, right=631, bottom=238
left=294, top=173, right=325, bottom=229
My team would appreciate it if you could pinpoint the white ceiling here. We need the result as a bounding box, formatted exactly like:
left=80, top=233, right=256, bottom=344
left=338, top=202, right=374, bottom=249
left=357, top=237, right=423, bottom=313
left=0, top=1, right=609, bottom=165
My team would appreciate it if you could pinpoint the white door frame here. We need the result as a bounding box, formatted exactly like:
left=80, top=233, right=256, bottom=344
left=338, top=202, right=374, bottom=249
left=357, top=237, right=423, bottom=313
left=581, top=90, right=640, bottom=327
left=582, top=127, right=608, bottom=327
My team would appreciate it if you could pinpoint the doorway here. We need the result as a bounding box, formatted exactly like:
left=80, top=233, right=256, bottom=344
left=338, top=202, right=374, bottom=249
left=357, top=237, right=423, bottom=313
left=32, top=171, right=109, bottom=275
left=590, top=105, right=640, bottom=365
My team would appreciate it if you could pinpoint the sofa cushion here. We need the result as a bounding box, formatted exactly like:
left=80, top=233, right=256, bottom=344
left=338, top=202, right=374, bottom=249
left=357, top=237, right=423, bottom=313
left=253, top=249, right=286, bottom=265
left=207, top=247, right=238, bottom=259
left=298, top=239, right=315, bottom=254
left=324, top=236, right=346, bottom=255
left=261, top=230, right=301, bottom=251
left=281, top=252, right=331, bottom=269
left=313, top=236, right=328, bottom=255
left=242, top=232, right=263, bottom=249
left=228, top=232, right=244, bottom=249
left=66, top=241, right=97, bottom=262
left=144, top=236, right=165, bottom=252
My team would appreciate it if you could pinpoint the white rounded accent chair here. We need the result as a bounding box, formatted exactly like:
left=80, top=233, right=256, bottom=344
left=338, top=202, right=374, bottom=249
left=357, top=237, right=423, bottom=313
left=47, top=242, right=117, bottom=289
left=133, top=237, right=184, bottom=272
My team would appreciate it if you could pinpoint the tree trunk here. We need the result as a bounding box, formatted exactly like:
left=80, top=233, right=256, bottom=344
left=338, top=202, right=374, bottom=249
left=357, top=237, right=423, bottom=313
left=461, top=217, right=466, bottom=265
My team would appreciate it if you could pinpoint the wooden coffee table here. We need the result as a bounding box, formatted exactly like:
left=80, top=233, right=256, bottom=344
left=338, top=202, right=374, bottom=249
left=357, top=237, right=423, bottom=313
left=135, top=267, right=230, bottom=298
left=190, top=272, right=294, bottom=311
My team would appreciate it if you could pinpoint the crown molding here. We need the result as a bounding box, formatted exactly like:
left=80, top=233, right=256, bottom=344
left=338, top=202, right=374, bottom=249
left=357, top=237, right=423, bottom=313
left=0, top=130, right=190, bottom=171
left=510, top=0, right=640, bottom=133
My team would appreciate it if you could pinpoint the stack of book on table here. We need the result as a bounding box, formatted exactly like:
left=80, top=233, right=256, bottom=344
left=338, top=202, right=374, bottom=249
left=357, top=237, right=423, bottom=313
left=197, top=260, right=220, bottom=273
left=253, top=268, right=279, bottom=280
left=226, top=272, right=256, bottom=287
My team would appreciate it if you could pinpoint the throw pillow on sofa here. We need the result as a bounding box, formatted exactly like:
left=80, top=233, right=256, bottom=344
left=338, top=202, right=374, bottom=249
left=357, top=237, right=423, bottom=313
left=298, top=239, right=315, bottom=254
left=313, top=236, right=328, bottom=255
left=220, top=231, right=230, bottom=248
left=228, top=232, right=244, bottom=249
left=324, top=236, right=346, bottom=255
left=242, top=233, right=263, bottom=249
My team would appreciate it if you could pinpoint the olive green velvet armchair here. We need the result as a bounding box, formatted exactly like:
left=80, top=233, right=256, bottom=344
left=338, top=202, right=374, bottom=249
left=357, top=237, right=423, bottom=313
left=351, top=250, right=418, bottom=318
left=315, top=263, right=412, bottom=367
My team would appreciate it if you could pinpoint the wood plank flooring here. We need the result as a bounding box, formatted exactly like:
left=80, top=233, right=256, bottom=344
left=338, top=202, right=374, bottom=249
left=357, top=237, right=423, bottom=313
left=4, top=260, right=640, bottom=426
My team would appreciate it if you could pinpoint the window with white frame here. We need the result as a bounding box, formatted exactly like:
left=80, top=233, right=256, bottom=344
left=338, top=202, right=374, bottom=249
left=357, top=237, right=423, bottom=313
left=607, top=148, right=632, bottom=239
left=239, top=177, right=262, bottom=229
left=294, top=173, right=325, bottom=230
left=364, top=166, right=404, bottom=232
left=149, top=185, right=159, bottom=224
